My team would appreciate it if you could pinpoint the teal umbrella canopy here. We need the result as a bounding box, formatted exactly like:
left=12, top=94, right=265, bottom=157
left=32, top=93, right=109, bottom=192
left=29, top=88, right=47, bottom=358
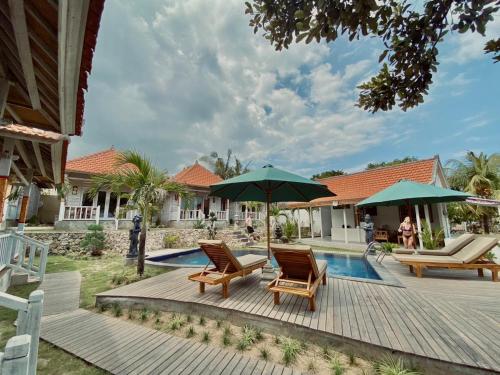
left=356, top=180, right=472, bottom=208
left=209, top=165, right=335, bottom=202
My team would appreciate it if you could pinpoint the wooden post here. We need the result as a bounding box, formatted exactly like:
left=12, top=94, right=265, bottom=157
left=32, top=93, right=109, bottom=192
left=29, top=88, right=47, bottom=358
left=16, top=290, right=43, bottom=375
left=424, top=204, right=432, bottom=240
left=17, top=170, right=33, bottom=233
left=58, top=199, right=65, bottom=221
left=343, top=206, right=348, bottom=244
left=1, top=334, right=31, bottom=375
left=0, top=139, right=14, bottom=225
left=415, top=204, right=423, bottom=249
left=319, top=207, right=324, bottom=239
left=95, top=206, right=100, bottom=225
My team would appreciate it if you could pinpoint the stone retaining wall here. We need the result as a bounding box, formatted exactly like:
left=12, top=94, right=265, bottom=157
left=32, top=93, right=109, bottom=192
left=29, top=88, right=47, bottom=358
left=27, top=228, right=264, bottom=255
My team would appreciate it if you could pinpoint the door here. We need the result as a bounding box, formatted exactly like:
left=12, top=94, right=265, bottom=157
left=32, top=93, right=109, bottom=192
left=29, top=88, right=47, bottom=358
left=203, top=198, right=210, bottom=218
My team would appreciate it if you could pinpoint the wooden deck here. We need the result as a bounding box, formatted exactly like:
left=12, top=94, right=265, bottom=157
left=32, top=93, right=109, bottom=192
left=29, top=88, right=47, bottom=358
left=38, top=271, right=81, bottom=316
left=41, top=309, right=297, bottom=375
left=97, top=257, right=500, bottom=374
left=38, top=271, right=300, bottom=374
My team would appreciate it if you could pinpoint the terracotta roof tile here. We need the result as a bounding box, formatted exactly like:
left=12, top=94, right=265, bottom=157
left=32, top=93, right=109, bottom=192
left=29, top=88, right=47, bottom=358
left=291, top=157, right=437, bottom=207
left=173, top=162, right=222, bottom=188
left=66, top=148, right=132, bottom=175
left=0, top=123, right=65, bottom=143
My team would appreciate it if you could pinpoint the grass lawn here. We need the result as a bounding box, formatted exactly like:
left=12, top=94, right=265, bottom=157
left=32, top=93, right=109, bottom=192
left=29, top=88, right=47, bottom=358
left=0, top=253, right=171, bottom=374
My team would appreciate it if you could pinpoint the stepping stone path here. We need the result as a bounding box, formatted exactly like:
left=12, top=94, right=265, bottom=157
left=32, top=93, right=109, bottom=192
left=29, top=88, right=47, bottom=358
left=38, top=271, right=296, bottom=374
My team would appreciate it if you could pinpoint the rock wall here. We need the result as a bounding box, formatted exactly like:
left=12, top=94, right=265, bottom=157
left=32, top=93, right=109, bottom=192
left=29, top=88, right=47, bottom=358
left=27, top=228, right=264, bottom=255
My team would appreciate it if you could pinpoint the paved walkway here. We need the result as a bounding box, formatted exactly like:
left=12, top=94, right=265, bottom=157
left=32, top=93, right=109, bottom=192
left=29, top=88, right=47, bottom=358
left=38, top=272, right=292, bottom=375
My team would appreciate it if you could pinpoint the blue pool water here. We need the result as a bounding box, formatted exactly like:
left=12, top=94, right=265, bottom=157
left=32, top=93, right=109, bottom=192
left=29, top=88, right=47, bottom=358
left=149, top=249, right=381, bottom=280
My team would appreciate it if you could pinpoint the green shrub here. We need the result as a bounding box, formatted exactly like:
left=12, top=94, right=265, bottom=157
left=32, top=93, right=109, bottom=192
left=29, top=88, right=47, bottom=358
left=282, top=219, right=298, bottom=239
left=168, top=314, right=185, bottom=331
left=280, top=337, right=302, bottom=366
left=201, top=331, right=210, bottom=343
left=80, top=224, right=105, bottom=256
left=186, top=326, right=196, bottom=338
left=373, top=356, right=422, bottom=375
left=381, top=242, right=399, bottom=253
left=259, top=347, right=270, bottom=361
left=198, top=316, right=206, bottom=326
left=329, top=355, right=345, bottom=375
left=111, top=302, right=122, bottom=317
left=193, top=219, right=205, bottom=229
left=223, top=326, right=232, bottom=336
left=215, top=319, right=223, bottom=329
left=186, top=315, right=193, bottom=323
left=421, top=220, right=444, bottom=250
left=485, top=251, right=497, bottom=261
left=236, top=325, right=260, bottom=351
left=163, top=234, right=179, bottom=248
left=127, top=309, right=135, bottom=320
left=348, top=352, right=356, bottom=366
left=222, top=335, right=231, bottom=347
left=307, top=360, right=317, bottom=374
left=139, top=307, right=149, bottom=322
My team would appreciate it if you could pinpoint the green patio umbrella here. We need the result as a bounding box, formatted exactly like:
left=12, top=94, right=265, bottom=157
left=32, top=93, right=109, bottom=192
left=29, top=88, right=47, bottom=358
left=356, top=180, right=471, bottom=249
left=356, top=180, right=471, bottom=208
left=209, top=165, right=335, bottom=259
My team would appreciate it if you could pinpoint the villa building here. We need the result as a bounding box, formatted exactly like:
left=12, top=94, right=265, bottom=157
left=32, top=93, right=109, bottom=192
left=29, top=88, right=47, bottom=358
left=287, top=156, right=452, bottom=245
left=53, top=149, right=266, bottom=229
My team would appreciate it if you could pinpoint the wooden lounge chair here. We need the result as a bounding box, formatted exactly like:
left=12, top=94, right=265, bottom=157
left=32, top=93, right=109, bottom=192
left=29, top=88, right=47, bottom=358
left=268, top=244, right=327, bottom=311
left=393, top=237, right=499, bottom=281
left=393, top=233, right=476, bottom=255
left=188, top=240, right=267, bottom=298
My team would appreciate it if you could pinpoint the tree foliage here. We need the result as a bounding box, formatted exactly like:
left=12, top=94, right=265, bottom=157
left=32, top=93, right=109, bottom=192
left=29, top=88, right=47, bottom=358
left=446, top=151, right=500, bottom=233
left=200, top=149, right=250, bottom=179
left=311, top=169, right=345, bottom=180
left=245, top=0, right=500, bottom=112
left=366, top=156, right=418, bottom=170
left=89, top=150, right=186, bottom=275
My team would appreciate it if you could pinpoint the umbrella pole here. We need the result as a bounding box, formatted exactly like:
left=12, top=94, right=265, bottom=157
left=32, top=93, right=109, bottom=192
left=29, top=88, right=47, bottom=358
left=266, top=193, right=271, bottom=260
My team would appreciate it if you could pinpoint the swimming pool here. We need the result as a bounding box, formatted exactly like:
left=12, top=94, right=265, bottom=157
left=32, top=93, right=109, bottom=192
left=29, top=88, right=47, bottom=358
left=148, top=249, right=381, bottom=280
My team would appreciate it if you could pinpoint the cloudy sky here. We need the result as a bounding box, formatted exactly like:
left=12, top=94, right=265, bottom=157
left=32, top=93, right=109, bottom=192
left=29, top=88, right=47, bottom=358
left=70, top=0, right=500, bottom=177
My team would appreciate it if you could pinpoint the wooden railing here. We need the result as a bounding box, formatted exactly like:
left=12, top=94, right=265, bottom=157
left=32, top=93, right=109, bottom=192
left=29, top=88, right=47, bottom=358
left=215, top=211, right=229, bottom=221
left=0, top=290, right=43, bottom=375
left=63, top=205, right=100, bottom=221
left=0, top=232, right=49, bottom=282
left=179, top=209, right=204, bottom=221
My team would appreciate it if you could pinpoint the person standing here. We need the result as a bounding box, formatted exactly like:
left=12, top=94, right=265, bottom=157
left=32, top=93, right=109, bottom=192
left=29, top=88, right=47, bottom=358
left=398, top=216, right=416, bottom=249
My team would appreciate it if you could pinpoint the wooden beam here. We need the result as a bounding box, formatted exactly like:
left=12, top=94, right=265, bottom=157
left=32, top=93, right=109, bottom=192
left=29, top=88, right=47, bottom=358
left=15, top=140, right=32, bottom=169
left=11, top=162, right=29, bottom=186
left=24, top=2, right=57, bottom=42
left=5, top=104, right=23, bottom=123
left=51, top=141, right=62, bottom=184
left=0, top=78, right=9, bottom=118
left=32, top=141, right=47, bottom=178
left=58, top=0, right=89, bottom=135
left=8, top=0, right=41, bottom=110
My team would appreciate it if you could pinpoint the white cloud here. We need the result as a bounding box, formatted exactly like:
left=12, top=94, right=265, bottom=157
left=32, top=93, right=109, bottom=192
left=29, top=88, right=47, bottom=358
left=72, top=0, right=400, bottom=175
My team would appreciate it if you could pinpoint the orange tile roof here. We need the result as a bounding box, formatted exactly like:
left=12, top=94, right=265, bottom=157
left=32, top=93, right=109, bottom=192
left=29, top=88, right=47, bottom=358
left=0, top=123, right=65, bottom=143
left=66, top=148, right=131, bottom=175
left=290, top=157, right=438, bottom=207
left=173, top=161, right=222, bottom=188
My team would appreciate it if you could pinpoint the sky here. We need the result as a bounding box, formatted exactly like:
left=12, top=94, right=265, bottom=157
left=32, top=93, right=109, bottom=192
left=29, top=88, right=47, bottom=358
left=69, top=0, right=500, bottom=178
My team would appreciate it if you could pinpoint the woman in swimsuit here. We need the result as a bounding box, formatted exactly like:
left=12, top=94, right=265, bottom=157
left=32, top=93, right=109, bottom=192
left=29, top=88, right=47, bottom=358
left=398, top=216, right=416, bottom=249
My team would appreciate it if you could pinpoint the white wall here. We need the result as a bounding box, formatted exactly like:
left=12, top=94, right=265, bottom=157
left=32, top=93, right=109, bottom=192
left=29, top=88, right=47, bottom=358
left=65, top=184, right=83, bottom=206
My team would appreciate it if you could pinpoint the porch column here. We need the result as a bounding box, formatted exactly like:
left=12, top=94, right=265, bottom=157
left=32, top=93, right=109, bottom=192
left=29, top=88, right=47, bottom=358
left=58, top=199, right=65, bottom=221
left=424, top=204, right=432, bottom=240
left=245, top=204, right=248, bottom=220
left=309, top=206, right=313, bottom=239
left=103, top=191, right=111, bottom=218
left=0, top=139, right=14, bottom=225
left=297, top=209, right=301, bottom=239
left=414, top=204, right=423, bottom=249
left=177, top=195, right=182, bottom=222
left=319, top=208, right=323, bottom=238
left=331, top=205, right=335, bottom=240
left=17, top=169, right=33, bottom=232
left=226, top=199, right=229, bottom=221
left=343, top=206, right=348, bottom=244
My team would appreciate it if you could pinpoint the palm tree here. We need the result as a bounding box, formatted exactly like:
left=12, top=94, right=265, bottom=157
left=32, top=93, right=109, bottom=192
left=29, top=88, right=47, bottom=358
left=200, top=149, right=250, bottom=179
left=446, top=151, right=500, bottom=233
left=89, top=151, right=186, bottom=275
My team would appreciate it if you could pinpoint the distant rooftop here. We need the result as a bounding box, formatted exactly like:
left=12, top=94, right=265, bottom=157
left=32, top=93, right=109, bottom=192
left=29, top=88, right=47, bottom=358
left=173, top=161, right=222, bottom=188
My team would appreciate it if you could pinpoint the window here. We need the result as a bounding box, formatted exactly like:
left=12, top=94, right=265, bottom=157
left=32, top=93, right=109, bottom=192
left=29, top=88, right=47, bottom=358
left=82, top=191, right=93, bottom=206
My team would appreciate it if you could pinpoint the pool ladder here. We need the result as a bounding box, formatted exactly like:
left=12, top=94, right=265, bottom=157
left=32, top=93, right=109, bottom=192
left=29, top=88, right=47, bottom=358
left=364, top=241, right=386, bottom=263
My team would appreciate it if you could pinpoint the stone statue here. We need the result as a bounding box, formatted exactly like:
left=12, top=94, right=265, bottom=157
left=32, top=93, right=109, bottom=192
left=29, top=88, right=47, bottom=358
left=127, top=214, right=142, bottom=258
left=362, top=213, right=374, bottom=244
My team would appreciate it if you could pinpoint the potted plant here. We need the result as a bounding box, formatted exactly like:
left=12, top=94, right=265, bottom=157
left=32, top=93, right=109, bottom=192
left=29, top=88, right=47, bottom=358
left=80, top=224, right=106, bottom=256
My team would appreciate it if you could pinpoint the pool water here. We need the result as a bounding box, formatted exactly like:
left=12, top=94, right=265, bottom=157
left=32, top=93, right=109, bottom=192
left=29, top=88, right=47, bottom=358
left=150, top=249, right=381, bottom=280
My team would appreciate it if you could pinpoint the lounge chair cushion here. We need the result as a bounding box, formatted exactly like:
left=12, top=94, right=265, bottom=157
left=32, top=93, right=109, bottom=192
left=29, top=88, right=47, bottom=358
left=316, top=260, right=327, bottom=276
left=418, top=233, right=476, bottom=256
left=392, top=254, right=463, bottom=264
left=452, top=237, right=498, bottom=263
left=237, top=254, right=267, bottom=268
left=393, top=248, right=415, bottom=255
